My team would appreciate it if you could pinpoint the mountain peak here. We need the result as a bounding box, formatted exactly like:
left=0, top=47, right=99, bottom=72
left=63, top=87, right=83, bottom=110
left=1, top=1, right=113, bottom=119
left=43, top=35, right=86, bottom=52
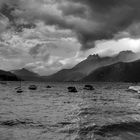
left=19, top=68, right=33, bottom=73
left=117, top=50, right=135, bottom=56
left=11, top=68, right=39, bottom=77
left=87, top=54, right=100, bottom=60
left=82, top=59, right=140, bottom=82
left=116, top=50, right=138, bottom=62
left=11, top=68, right=43, bottom=81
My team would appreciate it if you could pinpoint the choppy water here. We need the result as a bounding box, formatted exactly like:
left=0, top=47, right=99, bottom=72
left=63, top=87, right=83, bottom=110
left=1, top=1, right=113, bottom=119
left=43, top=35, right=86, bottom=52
left=0, top=82, right=140, bottom=140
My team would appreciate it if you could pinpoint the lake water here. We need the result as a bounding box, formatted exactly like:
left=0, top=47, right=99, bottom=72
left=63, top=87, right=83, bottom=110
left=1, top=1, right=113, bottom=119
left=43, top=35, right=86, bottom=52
left=0, top=82, right=140, bottom=140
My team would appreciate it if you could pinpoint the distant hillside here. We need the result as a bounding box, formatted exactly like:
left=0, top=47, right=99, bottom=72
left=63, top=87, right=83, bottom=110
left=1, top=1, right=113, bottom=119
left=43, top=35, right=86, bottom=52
left=42, top=69, right=85, bottom=82
left=43, top=51, right=140, bottom=82
left=82, top=59, right=140, bottom=82
left=10, top=51, right=140, bottom=82
left=11, top=68, right=43, bottom=81
left=0, top=70, right=20, bottom=81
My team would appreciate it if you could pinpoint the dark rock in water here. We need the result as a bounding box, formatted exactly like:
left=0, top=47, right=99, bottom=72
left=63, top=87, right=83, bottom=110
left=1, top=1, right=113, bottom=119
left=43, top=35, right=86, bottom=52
left=46, top=85, right=51, bottom=88
left=67, top=87, right=77, bottom=92
left=28, top=85, right=37, bottom=90
left=84, top=85, right=94, bottom=90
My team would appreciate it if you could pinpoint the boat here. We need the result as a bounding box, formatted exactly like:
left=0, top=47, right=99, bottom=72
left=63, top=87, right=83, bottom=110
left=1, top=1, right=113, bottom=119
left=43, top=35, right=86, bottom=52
left=15, top=80, right=23, bottom=93
left=16, top=88, right=23, bottom=93
left=28, top=85, right=37, bottom=90
left=83, top=85, right=94, bottom=90
left=46, top=85, right=51, bottom=88
left=67, top=87, right=78, bottom=93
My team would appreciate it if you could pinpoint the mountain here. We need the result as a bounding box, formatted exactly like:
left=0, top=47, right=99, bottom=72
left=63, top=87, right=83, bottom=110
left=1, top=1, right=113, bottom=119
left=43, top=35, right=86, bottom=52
left=43, top=51, right=140, bottom=82
left=114, top=50, right=139, bottom=62
left=42, top=69, right=85, bottom=82
left=73, top=50, right=139, bottom=75
left=11, top=68, right=43, bottom=81
left=82, top=59, right=140, bottom=82
left=0, top=70, right=20, bottom=81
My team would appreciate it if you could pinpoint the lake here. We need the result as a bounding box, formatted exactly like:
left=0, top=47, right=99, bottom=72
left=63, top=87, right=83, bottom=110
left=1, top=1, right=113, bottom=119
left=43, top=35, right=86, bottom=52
left=0, top=82, right=140, bottom=140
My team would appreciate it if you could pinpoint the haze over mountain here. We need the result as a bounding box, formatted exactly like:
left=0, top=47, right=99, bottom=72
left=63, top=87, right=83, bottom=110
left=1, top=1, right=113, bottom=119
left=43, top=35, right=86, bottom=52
left=82, top=59, right=140, bottom=82
left=43, top=51, right=140, bottom=82
left=7, top=51, right=140, bottom=82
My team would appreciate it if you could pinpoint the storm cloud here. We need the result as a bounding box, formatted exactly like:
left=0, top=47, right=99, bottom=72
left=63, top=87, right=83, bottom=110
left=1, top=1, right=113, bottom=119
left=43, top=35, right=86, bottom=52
left=62, top=0, right=140, bottom=49
left=0, top=0, right=140, bottom=74
left=1, top=0, right=140, bottom=50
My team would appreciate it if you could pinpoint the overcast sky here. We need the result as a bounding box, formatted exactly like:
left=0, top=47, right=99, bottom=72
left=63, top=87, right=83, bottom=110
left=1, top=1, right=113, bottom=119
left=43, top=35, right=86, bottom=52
left=0, top=0, right=140, bottom=75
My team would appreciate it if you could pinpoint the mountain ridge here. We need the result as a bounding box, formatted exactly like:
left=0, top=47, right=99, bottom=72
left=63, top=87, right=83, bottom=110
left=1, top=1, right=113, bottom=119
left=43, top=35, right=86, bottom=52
left=11, top=68, right=43, bottom=81
left=82, top=59, right=140, bottom=82
left=43, top=50, right=140, bottom=82
left=9, top=51, right=140, bottom=82
left=0, top=69, right=20, bottom=81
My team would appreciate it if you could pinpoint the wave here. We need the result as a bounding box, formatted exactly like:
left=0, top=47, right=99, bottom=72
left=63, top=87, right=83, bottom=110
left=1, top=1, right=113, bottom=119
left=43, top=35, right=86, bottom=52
left=76, top=121, right=140, bottom=140
left=0, top=119, right=46, bottom=129
left=95, top=121, right=140, bottom=136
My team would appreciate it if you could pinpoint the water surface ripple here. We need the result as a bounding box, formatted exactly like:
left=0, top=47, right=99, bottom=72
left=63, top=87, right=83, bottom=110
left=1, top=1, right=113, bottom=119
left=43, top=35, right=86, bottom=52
left=0, top=82, right=140, bottom=140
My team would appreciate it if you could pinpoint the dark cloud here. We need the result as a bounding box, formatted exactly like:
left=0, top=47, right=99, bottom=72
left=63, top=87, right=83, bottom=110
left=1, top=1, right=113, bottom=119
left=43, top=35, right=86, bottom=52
left=1, top=0, right=140, bottom=50
left=61, top=0, right=140, bottom=50
left=15, top=23, right=36, bottom=32
left=59, top=2, right=87, bottom=18
left=71, top=0, right=125, bottom=13
left=0, top=2, right=36, bottom=32
left=0, top=3, right=15, bottom=22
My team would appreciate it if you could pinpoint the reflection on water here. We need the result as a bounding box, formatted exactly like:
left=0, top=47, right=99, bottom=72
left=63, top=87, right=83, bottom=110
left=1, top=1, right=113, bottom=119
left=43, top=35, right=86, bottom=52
left=0, top=82, right=140, bottom=140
